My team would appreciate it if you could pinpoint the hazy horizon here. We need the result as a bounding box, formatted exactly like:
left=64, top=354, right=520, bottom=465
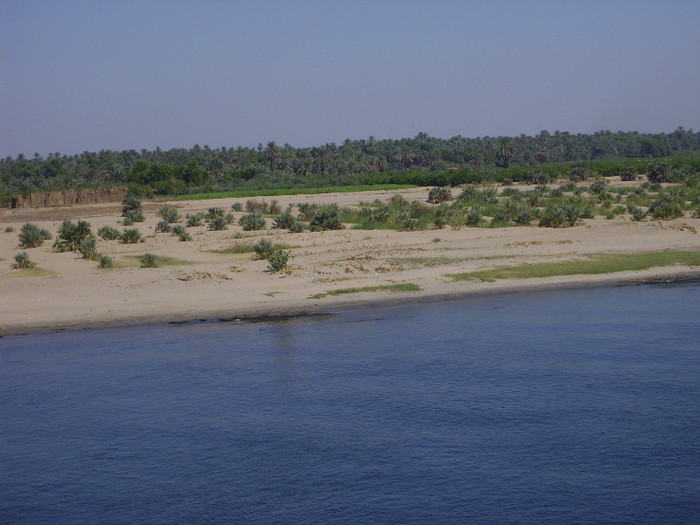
left=2, top=0, right=699, bottom=158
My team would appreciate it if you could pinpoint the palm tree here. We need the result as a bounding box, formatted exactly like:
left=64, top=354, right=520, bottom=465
left=264, top=141, right=279, bottom=173
left=495, top=137, right=514, bottom=168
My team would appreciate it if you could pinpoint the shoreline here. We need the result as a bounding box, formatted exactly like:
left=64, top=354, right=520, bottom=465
left=2, top=268, right=698, bottom=337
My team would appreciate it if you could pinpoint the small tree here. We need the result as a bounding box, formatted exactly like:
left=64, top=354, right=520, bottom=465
left=54, top=220, right=94, bottom=252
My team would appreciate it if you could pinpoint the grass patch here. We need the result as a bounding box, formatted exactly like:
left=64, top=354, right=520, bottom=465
left=173, top=184, right=416, bottom=201
left=311, top=282, right=421, bottom=299
left=448, top=251, right=700, bottom=282
left=11, top=267, right=56, bottom=277
left=120, top=255, right=194, bottom=267
left=213, top=242, right=296, bottom=255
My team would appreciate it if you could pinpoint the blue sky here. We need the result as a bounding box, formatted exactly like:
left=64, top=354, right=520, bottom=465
left=2, top=0, right=699, bottom=157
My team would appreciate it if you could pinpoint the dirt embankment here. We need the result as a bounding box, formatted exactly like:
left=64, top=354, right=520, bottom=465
left=11, top=187, right=127, bottom=209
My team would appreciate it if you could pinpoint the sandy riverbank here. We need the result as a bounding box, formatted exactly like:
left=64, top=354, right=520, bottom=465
left=2, top=186, right=699, bottom=336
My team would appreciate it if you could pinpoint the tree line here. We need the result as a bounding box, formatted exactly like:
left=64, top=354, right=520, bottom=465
left=2, top=128, right=699, bottom=205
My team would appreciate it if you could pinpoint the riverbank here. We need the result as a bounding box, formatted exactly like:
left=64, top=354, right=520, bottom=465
left=2, top=186, right=699, bottom=336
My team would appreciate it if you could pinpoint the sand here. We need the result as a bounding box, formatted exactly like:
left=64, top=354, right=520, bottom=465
left=2, top=186, right=699, bottom=336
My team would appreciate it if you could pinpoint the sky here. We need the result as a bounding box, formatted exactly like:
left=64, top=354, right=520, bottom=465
left=1, top=0, right=699, bottom=158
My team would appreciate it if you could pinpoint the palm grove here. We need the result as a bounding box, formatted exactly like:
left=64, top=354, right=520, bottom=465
left=2, top=128, right=699, bottom=206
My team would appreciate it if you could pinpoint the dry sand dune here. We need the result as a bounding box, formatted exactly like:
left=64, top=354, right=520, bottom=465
left=2, top=186, right=699, bottom=335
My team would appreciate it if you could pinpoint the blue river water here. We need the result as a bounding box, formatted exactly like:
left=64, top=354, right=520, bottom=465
left=1, top=282, right=699, bottom=524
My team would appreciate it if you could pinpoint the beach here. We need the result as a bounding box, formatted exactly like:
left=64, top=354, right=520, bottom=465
left=2, top=186, right=699, bottom=336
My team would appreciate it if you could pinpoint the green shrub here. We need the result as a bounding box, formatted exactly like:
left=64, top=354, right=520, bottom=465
left=140, top=253, right=158, bottom=268
left=627, top=205, right=647, bottom=221
left=253, top=238, right=274, bottom=260
left=649, top=197, right=683, bottom=219
left=18, top=223, right=52, bottom=248
left=119, top=228, right=143, bottom=243
left=647, top=162, right=671, bottom=184
left=267, top=249, right=291, bottom=273
left=97, top=226, right=120, bottom=240
left=273, top=210, right=301, bottom=231
left=208, top=216, right=229, bottom=230
left=569, top=166, right=588, bottom=182
left=310, top=206, right=344, bottom=231
left=231, top=202, right=243, bottom=211
left=465, top=206, right=483, bottom=226
left=54, top=220, right=94, bottom=252
left=618, top=166, right=638, bottom=181
left=538, top=205, right=567, bottom=228
left=155, top=220, right=172, bottom=233
left=171, top=225, right=191, bottom=241
left=78, top=238, right=99, bottom=260
left=185, top=213, right=204, bottom=227
left=98, top=255, right=114, bottom=269
left=5, top=226, right=14, bottom=233
left=297, top=203, right=319, bottom=219
left=589, top=180, right=608, bottom=195
left=427, top=187, right=453, bottom=204
left=12, top=252, right=35, bottom=269
left=245, top=200, right=269, bottom=213
left=237, top=210, right=264, bottom=230
left=157, top=207, right=180, bottom=223
left=121, top=195, right=142, bottom=216
left=526, top=169, right=553, bottom=185
left=124, top=208, right=144, bottom=223
left=268, top=199, right=281, bottom=215
left=206, top=207, right=225, bottom=220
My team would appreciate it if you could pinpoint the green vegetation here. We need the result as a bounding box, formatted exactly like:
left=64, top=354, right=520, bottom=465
left=448, top=251, right=700, bottom=282
left=98, top=255, right=114, bottom=269
left=18, top=223, right=52, bottom=248
left=309, top=205, right=344, bottom=231
left=140, top=253, right=158, bottom=268
left=12, top=252, right=35, bottom=269
left=77, top=237, right=99, bottom=261
left=155, top=220, right=172, bottom=233
left=267, top=249, right=291, bottom=273
left=186, top=212, right=205, bottom=227
left=97, top=226, right=120, bottom=240
left=119, top=228, right=142, bottom=244
left=239, top=210, right=266, bottom=231
left=157, top=206, right=180, bottom=223
left=5, top=226, right=14, bottom=232
left=311, top=282, right=421, bottom=299
left=54, top=220, right=93, bottom=252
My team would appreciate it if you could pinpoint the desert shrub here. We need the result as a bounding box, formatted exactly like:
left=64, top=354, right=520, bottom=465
left=253, top=238, right=274, bottom=260
left=396, top=210, right=418, bottom=231
left=581, top=205, right=595, bottom=219
left=646, top=162, right=671, bottom=184
left=514, top=209, right=534, bottom=225
left=526, top=169, right=553, bottom=185
left=245, top=200, right=269, bottom=213
left=501, top=178, right=514, bottom=186
left=239, top=211, right=266, bottom=231
left=589, top=180, right=608, bottom=196
left=5, top=227, right=14, bottom=232
left=310, top=206, right=344, bottom=231
left=157, top=207, right=180, bottom=223
left=119, top=228, right=142, bottom=243
left=206, top=207, right=225, bottom=220
left=208, top=217, right=229, bottom=231
left=649, top=197, right=683, bottom=219
left=18, top=223, right=52, bottom=248
left=273, top=210, right=300, bottom=231
left=124, top=208, right=144, bottom=223
left=619, top=166, right=638, bottom=181
left=231, top=202, right=243, bottom=211
left=185, top=213, right=204, bottom=227
left=12, top=252, right=35, bottom=269
left=171, top=225, right=191, bottom=241
left=121, top=195, right=142, bottom=216
left=77, top=238, right=99, bottom=260
left=268, top=200, right=281, bottom=215
left=550, top=187, right=564, bottom=198
left=54, top=220, right=93, bottom=252
left=559, top=181, right=578, bottom=192
left=465, top=206, right=483, bottom=226
left=297, top=203, right=319, bottom=219
left=97, top=226, right=120, bottom=240
left=140, top=253, right=158, bottom=268
left=225, top=212, right=235, bottom=224
left=267, top=249, right=291, bottom=273
left=626, top=205, right=647, bottom=221
left=569, top=166, right=588, bottom=182
left=155, top=220, right=172, bottom=233
left=538, top=205, right=567, bottom=228
left=560, top=202, right=582, bottom=226
left=98, top=255, right=114, bottom=269
left=427, top=187, right=453, bottom=204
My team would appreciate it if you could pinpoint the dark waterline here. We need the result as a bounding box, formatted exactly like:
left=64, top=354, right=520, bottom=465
left=1, top=283, right=699, bottom=524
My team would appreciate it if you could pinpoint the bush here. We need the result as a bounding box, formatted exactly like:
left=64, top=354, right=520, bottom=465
left=268, top=200, right=281, bottom=215
left=273, top=210, right=301, bottom=231
left=627, top=205, right=647, bottom=221
left=538, top=205, right=567, bottom=228
left=97, top=226, right=120, bottom=240
left=140, top=253, right=158, bottom=268
left=54, top=220, right=93, bottom=252
left=267, top=249, right=291, bottom=273
left=427, top=187, right=453, bottom=204
left=12, top=252, right=35, bottom=269
left=297, top=203, right=319, bottom=219
left=171, top=225, right=191, bottom=241
left=647, top=162, right=671, bottom=184
left=119, top=228, right=143, bottom=243
left=206, top=207, right=225, bottom=220
left=98, top=255, right=114, bottom=269
left=239, top=211, right=266, bottom=231
left=465, top=206, right=483, bottom=226
left=245, top=200, right=269, bottom=213
left=569, top=166, right=588, bottom=182
left=5, top=227, right=14, bottom=232
left=18, top=223, right=52, bottom=248
left=124, top=208, right=144, bottom=223
left=78, top=238, right=99, bottom=260
left=253, top=238, right=274, bottom=260
left=208, top=217, right=229, bottom=231
left=526, top=169, right=553, bottom=185
left=121, top=195, right=142, bottom=216
left=231, top=202, right=243, bottom=211
left=157, top=207, right=180, bottom=223
left=649, top=197, right=683, bottom=219
left=185, top=213, right=204, bottom=227
left=310, top=206, right=344, bottom=231
left=618, top=166, right=638, bottom=181
left=155, top=220, right=172, bottom=233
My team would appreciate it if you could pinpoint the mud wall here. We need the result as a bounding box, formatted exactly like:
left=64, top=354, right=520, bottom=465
left=11, top=187, right=127, bottom=209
